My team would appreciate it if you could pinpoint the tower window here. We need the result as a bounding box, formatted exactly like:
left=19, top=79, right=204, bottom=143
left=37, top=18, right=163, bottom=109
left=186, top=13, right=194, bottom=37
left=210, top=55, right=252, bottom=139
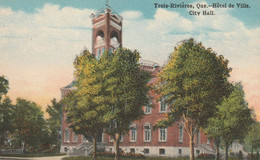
left=97, top=49, right=101, bottom=59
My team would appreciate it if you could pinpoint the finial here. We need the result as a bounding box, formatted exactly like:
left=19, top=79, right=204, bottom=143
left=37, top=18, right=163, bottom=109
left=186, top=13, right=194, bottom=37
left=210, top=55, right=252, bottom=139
left=106, top=0, right=109, bottom=8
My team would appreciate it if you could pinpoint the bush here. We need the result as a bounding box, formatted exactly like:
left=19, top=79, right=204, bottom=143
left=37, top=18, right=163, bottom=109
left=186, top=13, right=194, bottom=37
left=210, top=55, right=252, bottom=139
left=197, top=153, right=215, bottom=160
left=238, top=151, right=243, bottom=160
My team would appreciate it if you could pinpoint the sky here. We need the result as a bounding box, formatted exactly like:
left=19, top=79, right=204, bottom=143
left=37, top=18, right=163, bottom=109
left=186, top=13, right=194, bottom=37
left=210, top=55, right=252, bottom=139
left=0, top=0, right=260, bottom=120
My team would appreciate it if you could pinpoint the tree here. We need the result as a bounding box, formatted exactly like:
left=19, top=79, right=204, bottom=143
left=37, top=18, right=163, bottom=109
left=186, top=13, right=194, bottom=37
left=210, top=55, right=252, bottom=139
left=156, top=38, right=231, bottom=160
left=0, top=97, right=15, bottom=146
left=13, top=98, right=48, bottom=153
left=63, top=50, right=106, bottom=160
left=0, top=76, right=13, bottom=147
left=206, top=83, right=253, bottom=160
left=102, top=48, right=151, bottom=160
left=46, top=98, right=62, bottom=152
left=243, top=112, right=260, bottom=159
left=0, top=76, right=9, bottom=101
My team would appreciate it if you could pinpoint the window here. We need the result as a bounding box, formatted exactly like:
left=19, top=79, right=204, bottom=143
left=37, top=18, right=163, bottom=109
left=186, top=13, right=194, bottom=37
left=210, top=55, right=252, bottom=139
left=110, top=48, right=114, bottom=53
left=130, top=127, right=137, bottom=142
left=109, top=136, right=113, bottom=142
left=196, top=150, right=200, bottom=154
left=179, top=125, right=183, bottom=142
left=159, top=148, right=165, bottom=155
left=144, top=126, right=151, bottom=142
left=159, top=128, right=167, bottom=142
left=159, top=100, right=167, bottom=112
left=144, top=149, right=149, bottom=154
left=207, top=138, right=210, bottom=144
left=130, top=148, right=135, bottom=153
left=72, top=132, right=78, bottom=142
left=102, top=47, right=105, bottom=53
left=144, top=106, right=152, bottom=114
left=197, top=130, right=200, bottom=144
left=179, top=148, right=182, bottom=155
left=82, top=136, right=87, bottom=142
left=97, top=49, right=101, bottom=59
left=120, top=135, right=123, bottom=142
left=64, top=129, right=70, bottom=142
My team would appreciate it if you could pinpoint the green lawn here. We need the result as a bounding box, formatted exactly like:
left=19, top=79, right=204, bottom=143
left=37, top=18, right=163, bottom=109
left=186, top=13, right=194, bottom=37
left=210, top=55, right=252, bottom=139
left=0, top=152, right=66, bottom=157
left=62, top=156, right=190, bottom=160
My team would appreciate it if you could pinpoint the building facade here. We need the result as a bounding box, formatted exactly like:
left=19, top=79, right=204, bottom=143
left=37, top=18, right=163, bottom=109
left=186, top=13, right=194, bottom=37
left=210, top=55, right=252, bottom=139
left=60, top=5, right=214, bottom=157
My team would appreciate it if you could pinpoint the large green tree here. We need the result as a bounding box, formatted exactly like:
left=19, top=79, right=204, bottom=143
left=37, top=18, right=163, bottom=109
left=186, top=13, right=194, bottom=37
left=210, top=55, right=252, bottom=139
left=243, top=120, right=260, bottom=158
left=219, top=83, right=253, bottom=160
left=156, top=38, right=231, bottom=160
left=102, top=48, right=151, bottom=160
left=13, top=98, right=48, bottom=153
left=205, top=83, right=253, bottom=160
left=0, top=76, right=12, bottom=147
left=63, top=50, right=107, bottom=160
left=0, top=97, right=15, bottom=146
left=46, top=98, right=62, bottom=152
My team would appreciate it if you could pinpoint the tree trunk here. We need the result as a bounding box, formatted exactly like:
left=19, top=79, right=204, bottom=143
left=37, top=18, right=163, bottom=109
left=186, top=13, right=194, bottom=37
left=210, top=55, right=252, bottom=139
left=214, top=137, right=221, bottom=160
left=92, top=137, right=97, bottom=160
left=114, top=133, right=120, bottom=160
left=251, top=144, right=254, bottom=160
left=189, top=134, right=195, bottom=160
left=225, top=145, right=229, bottom=160
left=21, top=141, right=25, bottom=153
left=216, top=144, right=220, bottom=160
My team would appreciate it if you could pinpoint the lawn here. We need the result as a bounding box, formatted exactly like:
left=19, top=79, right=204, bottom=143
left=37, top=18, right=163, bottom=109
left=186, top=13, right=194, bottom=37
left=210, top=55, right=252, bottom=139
left=0, top=152, right=66, bottom=157
left=62, top=156, right=191, bottom=160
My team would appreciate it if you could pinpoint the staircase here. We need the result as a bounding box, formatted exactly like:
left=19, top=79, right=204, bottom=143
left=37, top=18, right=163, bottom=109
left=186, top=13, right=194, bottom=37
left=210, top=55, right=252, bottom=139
left=69, top=142, right=106, bottom=156
left=196, top=144, right=215, bottom=154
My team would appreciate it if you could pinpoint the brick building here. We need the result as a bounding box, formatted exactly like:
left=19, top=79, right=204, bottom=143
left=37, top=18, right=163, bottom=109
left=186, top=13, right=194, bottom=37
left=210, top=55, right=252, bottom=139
left=60, top=5, right=214, bottom=157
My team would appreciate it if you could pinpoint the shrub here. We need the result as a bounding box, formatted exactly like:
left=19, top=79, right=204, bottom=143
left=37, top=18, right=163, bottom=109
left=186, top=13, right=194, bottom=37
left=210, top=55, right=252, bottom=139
left=197, top=153, right=215, bottom=160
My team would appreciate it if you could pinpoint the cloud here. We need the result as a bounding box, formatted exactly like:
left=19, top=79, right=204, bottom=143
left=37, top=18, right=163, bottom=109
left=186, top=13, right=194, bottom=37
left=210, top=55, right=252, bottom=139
left=0, top=3, right=260, bottom=120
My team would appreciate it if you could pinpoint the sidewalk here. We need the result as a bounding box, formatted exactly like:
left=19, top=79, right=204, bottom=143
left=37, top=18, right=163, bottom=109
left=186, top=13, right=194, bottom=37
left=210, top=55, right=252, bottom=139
left=0, top=155, right=68, bottom=160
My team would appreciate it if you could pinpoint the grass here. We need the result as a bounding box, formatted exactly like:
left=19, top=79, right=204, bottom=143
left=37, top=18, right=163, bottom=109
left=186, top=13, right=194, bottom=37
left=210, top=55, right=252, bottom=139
left=62, top=156, right=191, bottom=160
left=0, top=152, right=66, bottom=157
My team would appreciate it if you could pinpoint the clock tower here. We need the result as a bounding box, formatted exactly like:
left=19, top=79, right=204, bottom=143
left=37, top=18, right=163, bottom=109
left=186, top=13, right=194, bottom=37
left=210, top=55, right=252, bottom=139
left=90, top=5, right=123, bottom=58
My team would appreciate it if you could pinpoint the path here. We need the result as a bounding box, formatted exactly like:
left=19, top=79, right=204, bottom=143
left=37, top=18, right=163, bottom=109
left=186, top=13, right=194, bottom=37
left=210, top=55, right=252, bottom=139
left=0, top=155, right=68, bottom=160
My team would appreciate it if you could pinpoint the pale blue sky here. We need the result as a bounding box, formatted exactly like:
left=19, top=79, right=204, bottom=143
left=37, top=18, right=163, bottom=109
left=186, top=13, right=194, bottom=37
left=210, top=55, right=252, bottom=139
left=0, top=0, right=260, bottom=119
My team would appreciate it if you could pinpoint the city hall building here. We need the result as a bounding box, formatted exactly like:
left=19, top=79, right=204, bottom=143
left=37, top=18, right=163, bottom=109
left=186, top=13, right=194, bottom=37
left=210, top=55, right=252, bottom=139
left=60, top=5, right=214, bottom=157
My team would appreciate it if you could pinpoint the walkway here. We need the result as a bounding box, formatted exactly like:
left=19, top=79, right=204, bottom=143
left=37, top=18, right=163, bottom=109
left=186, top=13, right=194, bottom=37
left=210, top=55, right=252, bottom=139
left=0, top=155, right=68, bottom=160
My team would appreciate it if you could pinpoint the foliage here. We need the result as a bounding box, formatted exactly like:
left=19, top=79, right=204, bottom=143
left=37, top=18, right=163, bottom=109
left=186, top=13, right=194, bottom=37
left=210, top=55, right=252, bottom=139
left=63, top=50, right=106, bottom=159
left=46, top=98, right=63, bottom=151
left=0, top=76, right=9, bottom=101
left=197, top=153, right=215, bottom=160
left=156, top=38, right=231, bottom=160
left=12, top=98, right=48, bottom=153
left=0, top=97, right=15, bottom=145
left=243, top=120, right=260, bottom=153
left=238, top=151, right=243, bottom=160
left=206, top=83, right=253, bottom=160
left=101, top=48, right=151, bottom=160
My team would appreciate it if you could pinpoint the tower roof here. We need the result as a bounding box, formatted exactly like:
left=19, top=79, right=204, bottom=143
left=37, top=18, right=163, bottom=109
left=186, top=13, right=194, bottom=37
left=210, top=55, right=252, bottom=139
left=90, top=4, right=123, bottom=22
